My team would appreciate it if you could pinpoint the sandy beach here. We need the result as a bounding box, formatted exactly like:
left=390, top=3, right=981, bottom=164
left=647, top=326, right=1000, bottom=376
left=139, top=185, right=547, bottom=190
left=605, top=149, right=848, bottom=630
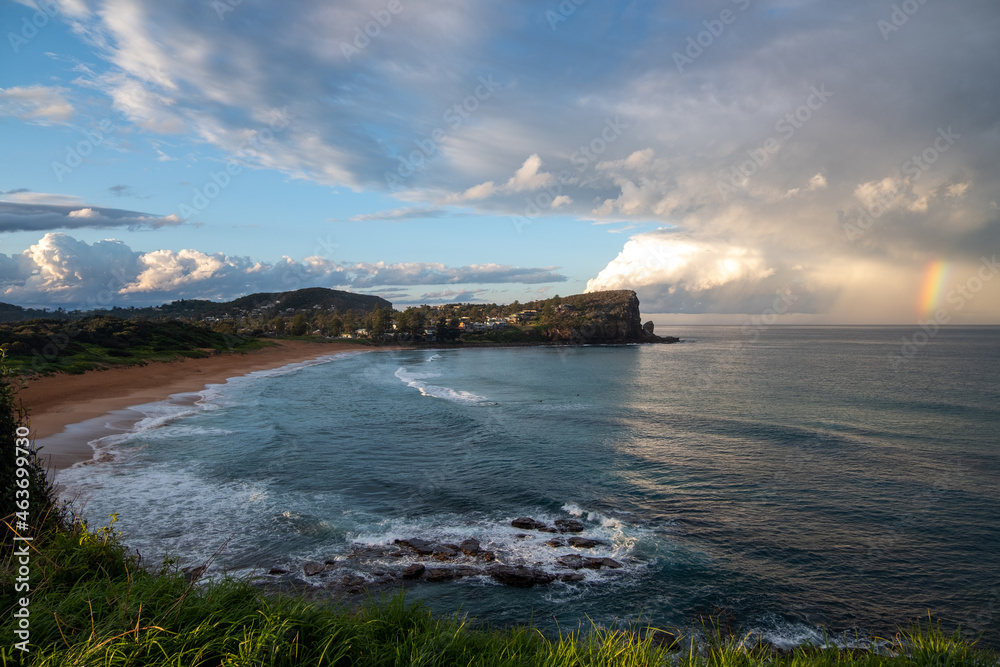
left=16, top=340, right=375, bottom=470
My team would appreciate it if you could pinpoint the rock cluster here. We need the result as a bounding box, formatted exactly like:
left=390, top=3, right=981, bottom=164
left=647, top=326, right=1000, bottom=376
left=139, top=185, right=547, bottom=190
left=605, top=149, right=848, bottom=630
left=266, top=517, right=625, bottom=594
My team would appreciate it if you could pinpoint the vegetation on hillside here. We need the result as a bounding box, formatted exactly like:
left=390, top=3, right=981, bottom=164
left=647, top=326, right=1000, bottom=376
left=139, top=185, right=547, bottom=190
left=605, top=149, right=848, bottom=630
left=0, top=317, right=269, bottom=376
left=0, top=288, right=391, bottom=325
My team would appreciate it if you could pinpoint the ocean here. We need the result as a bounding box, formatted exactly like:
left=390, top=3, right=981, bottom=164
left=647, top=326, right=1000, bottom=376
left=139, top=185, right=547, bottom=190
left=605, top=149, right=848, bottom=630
left=55, top=326, right=1000, bottom=649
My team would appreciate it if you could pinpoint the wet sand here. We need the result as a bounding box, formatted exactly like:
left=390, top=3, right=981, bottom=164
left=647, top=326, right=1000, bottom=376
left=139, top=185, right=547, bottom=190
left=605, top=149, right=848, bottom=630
left=15, top=340, right=375, bottom=470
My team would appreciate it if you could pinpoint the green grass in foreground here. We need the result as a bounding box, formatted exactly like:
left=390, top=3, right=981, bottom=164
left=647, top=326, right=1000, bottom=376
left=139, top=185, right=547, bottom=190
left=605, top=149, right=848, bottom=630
left=1, top=515, right=997, bottom=666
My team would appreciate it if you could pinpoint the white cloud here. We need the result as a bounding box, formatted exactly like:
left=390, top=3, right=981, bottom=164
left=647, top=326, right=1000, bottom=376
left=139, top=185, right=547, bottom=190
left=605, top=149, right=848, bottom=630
left=504, top=154, right=554, bottom=192
left=0, top=234, right=568, bottom=307
left=67, top=207, right=99, bottom=218
left=586, top=232, right=774, bottom=294
left=808, top=173, right=827, bottom=190
left=444, top=154, right=558, bottom=204
left=0, top=85, right=74, bottom=123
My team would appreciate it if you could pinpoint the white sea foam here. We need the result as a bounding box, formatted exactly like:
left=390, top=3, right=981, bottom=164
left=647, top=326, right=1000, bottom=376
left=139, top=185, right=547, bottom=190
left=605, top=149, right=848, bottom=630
left=561, top=502, right=623, bottom=527
left=343, top=508, right=648, bottom=587
left=394, top=367, right=490, bottom=405
left=60, top=349, right=370, bottom=469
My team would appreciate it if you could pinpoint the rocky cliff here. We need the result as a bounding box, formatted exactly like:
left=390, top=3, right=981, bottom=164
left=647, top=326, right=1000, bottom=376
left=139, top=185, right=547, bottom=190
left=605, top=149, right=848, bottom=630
left=541, top=290, right=678, bottom=344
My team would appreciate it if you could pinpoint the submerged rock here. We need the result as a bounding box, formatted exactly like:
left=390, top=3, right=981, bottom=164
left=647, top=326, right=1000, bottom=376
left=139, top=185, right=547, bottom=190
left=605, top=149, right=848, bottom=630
left=424, top=568, right=456, bottom=582
left=556, top=554, right=586, bottom=570
left=557, top=554, right=622, bottom=570
left=584, top=557, right=623, bottom=570
left=401, top=563, right=425, bottom=579
left=394, top=538, right=436, bottom=555
left=568, top=537, right=606, bottom=549
left=647, top=630, right=680, bottom=650
left=555, top=519, right=585, bottom=533
left=489, top=565, right=556, bottom=587
left=268, top=567, right=290, bottom=575
left=303, top=561, right=327, bottom=577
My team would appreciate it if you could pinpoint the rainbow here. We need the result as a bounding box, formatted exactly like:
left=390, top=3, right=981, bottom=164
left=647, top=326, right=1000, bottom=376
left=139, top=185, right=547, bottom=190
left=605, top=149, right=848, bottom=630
left=918, top=259, right=950, bottom=320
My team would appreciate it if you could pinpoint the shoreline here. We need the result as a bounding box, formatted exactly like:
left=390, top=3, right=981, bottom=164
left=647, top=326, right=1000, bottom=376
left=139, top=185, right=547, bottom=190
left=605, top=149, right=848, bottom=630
left=17, top=340, right=377, bottom=470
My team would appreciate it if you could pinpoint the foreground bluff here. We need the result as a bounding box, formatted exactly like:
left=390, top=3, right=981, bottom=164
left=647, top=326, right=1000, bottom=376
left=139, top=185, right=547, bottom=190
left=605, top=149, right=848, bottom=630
left=544, top=290, right=678, bottom=344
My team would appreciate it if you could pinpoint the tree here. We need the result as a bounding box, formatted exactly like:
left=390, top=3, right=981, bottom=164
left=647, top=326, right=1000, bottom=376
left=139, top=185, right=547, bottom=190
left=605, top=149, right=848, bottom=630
left=289, top=313, right=308, bottom=336
left=407, top=309, right=426, bottom=338
left=370, top=308, right=391, bottom=341
left=342, top=310, right=357, bottom=334
left=327, top=315, right=343, bottom=337
left=269, top=316, right=286, bottom=335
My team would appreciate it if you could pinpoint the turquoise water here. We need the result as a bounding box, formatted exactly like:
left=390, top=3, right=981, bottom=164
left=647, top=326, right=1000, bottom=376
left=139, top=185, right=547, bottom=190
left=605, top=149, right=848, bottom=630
left=57, top=327, right=1000, bottom=647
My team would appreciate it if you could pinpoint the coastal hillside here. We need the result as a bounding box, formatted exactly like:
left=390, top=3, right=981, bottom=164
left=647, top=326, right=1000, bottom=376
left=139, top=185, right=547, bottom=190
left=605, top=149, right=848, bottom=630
left=539, top=290, right=673, bottom=344
left=395, top=289, right=677, bottom=344
left=0, top=316, right=266, bottom=375
left=221, top=287, right=391, bottom=315
left=0, top=288, right=392, bottom=323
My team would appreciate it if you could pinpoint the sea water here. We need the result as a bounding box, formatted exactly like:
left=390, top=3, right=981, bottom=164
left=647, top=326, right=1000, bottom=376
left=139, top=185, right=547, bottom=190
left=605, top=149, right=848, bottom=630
left=56, top=326, right=1000, bottom=648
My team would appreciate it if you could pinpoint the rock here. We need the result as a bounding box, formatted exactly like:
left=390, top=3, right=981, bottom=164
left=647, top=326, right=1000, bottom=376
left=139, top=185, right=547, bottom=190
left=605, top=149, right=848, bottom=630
left=545, top=538, right=566, bottom=548
left=510, top=517, right=556, bottom=532
left=401, top=563, right=425, bottom=579
left=582, top=557, right=623, bottom=570
left=555, top=519, right=585, bottom=533
left=556, top=554, right=585, bottom=570
left=268, top=567, right=290, bottom=575
left=489, top=565, right=556, bottom=587
left=459, top=538, right=481, bottom=556
left=303, top=561, right=326, bottom=577
left=424, top=568, right=456, bottom=582
left=341, top=575, right=367, bottom=593
left=182, top=565, right=207, bottom=583
left=480, top=550, right=496, bottom=561
left=432, top=545, right=458, bottom=560
left=513, top=533, right=529, bottom=539
left=568, top=537, right=606, bottom=549
left=643, top=320, right=655, bottom=335
left=324, top=559, right=338, bottom=566
left=560, top=572, right=586, bottom=582
left=452, top=566, right=483, bottom=578
left=394, top=538, right=435, bottom=555
left=647, top=630, right=679, bottom=650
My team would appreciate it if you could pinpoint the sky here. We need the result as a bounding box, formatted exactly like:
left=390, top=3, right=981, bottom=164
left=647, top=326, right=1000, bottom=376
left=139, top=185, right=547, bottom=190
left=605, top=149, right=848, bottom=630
left=1, top=0, right=998, bottom=324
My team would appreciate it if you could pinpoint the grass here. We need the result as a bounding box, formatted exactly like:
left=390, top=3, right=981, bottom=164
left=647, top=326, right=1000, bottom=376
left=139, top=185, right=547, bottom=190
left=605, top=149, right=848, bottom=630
left=1, top=514, right=996, bottom=666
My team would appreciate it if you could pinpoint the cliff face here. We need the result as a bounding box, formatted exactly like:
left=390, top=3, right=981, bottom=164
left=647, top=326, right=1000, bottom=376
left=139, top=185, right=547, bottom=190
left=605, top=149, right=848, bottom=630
left=543, top=290, right=677, bottom=344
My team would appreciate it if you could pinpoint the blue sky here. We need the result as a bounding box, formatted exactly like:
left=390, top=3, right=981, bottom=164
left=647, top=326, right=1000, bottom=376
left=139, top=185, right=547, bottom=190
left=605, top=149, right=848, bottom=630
left=1, top=0, right=998, bottom=323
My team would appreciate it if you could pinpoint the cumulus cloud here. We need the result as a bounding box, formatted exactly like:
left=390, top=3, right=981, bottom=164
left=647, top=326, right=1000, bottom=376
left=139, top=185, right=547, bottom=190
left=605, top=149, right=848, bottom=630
left=444, top=154, right=558, bottom=204
left=586, top=231, right=775, bottom=295
left=0, top=85, right=74, bottom=122
left=0, top=234, right=568, bottom=307
left=504, top=154, right=555, bottom=193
